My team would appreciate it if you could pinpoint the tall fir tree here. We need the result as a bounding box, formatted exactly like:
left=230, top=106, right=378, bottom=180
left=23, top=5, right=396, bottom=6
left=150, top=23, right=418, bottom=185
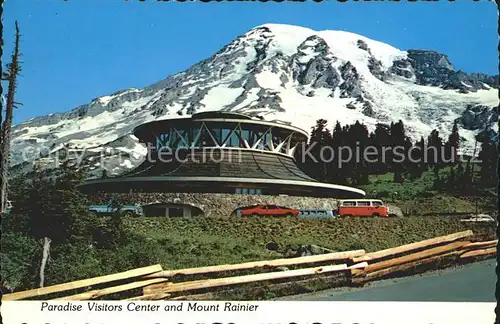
left=303, top=119, right=332, bottom=181
left=427, top=129, right=444, bottom=186
left=347, top=121, right=370, bottom=185
left=445, top=121, right=460, bottom=165
left=371, top=123, right=391, bottom=174
left=478, top=140, right=497, bottom=187
left=390, top=120, right=407, bottom=183
left=327, top=121, right=346, bottom=184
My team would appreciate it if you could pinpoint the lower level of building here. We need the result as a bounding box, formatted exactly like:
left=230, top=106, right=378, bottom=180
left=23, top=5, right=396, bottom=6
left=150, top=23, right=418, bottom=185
left=90, top=192, right=339, bottom=218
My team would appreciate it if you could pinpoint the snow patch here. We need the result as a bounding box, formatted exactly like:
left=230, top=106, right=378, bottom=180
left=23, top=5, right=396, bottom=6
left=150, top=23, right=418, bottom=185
left=10, top=23, right=498, bottom=172
left=200, top=86, right=245, bottom=109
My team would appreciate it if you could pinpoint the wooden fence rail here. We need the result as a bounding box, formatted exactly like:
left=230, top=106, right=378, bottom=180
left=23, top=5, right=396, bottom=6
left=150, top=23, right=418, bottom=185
left=352, top=241, right=469, bottom=276
left=2, top=264, right=163, bottom=301
left=1, top=230, right=495, bottom=301
left=145, top=264, right=350, bottom=295
left=352, top=230, right=473, bottom=263
left=144, top=249, right=365, bottom=279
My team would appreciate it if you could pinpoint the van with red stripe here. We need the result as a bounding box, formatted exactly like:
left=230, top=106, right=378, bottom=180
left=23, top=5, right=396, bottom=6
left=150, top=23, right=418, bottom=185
left=338, top=199, right=388, bottom=217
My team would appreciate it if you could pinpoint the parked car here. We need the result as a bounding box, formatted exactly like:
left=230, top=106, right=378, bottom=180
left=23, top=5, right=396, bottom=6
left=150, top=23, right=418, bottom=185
left=337, top=199, right=389, bottom=217
left=88, top=203, right=144, bottom=217
left=237, top=204, right=300, bottom=217
left=298, top=209, right=335, bottom=219
left=460, top=214, right=495, bottom=223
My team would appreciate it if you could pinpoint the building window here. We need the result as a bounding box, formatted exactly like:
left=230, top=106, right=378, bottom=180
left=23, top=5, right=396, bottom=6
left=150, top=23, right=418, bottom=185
left=230, top=133, right=239, bottom=147
left=222, top=128, right=230, bottom=144
left=155, top=133, right=169, bottom=150
left=242, top=130, right=250, bottom=142
left=235, top=188, right=262, bottom=195
left=190, top=128, right=201, bottom=147
left=169, top=207, right=184, bottom=218
left=255, top=132, right=265, bottom=149
left=210, top=127, right=222, bottom=144
left=200, top=129, right=217, bottom=147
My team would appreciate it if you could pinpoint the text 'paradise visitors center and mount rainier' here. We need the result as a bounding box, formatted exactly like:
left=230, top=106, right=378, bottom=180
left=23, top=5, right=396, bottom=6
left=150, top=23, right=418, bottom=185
left=80, top=111, right=365, bottom=218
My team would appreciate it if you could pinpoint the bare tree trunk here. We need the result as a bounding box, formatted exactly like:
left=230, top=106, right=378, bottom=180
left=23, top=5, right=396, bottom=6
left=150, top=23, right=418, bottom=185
left=39, top=237, right=52, bottom=288
left=0, top=16, right=5, bottom=214
left=0, top=0, right=4, bottom=147
left=1, top=22, right=21, bottom=214
left=0, top=52, right=3, bottom=135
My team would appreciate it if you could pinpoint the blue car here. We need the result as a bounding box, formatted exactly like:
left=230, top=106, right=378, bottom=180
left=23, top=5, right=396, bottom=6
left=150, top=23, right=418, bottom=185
left=88, top=203, right=144, bottom=217
left=298, top=209, right=336, bottom=219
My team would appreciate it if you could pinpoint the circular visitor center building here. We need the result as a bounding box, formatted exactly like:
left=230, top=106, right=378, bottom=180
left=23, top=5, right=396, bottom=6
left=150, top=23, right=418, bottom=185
left=80, top=111, right=365, bottom=217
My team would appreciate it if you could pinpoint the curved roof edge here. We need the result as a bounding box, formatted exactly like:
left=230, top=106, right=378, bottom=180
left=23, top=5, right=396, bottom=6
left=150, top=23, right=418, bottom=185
left=133, top=115, right=309, bottom=139
left=80, top=176, right=366, bottom=198
left=191, top=111, right=253, bottom=120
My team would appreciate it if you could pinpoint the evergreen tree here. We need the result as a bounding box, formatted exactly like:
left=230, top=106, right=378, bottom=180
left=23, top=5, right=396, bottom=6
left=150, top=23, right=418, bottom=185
left=427, top=130, right=443, bottom=166
left=371, top=123, right=391, bottom=174
left=10, top=163, right=97, bottom=245
left=333, top=121, right=342, bottom=136
left=347, top=121, right=370, bottom=185
left=303, top=119, right=332, bottom=181
left=445, top=121, right=460, bottom=165
left=427, top=130, right=444, bottom=186
left=310, top=119, right=331, bottom=145
left=478, top=140, right=497, bottom=187
left=327, top=121, right=346, bottom=184
left=448, top=166, right=456, bottom=188
left=417, top=136, right=427, bottom=175
left=6, top=163, right=99, bottom=287
left=408, top=136, right=425, bottom=180
left=101, top=194, right=126, bottom=249
left=390, top=120, right=408, bottom=183
left=55, top=162, right=98, bottom=242
left=455, top=162, right=466, bottom=192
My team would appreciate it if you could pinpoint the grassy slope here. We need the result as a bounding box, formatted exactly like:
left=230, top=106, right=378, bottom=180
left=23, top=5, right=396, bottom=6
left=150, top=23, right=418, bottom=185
left=359, top=170, right=496, bottom=215
left=121, top=170, right=495, bottom=271
left=123, top=216, right=494, bottom=271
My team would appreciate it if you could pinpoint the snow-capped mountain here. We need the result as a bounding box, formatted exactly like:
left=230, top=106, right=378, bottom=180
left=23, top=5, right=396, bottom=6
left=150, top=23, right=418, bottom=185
left=11, top=24, right=498, bottom=176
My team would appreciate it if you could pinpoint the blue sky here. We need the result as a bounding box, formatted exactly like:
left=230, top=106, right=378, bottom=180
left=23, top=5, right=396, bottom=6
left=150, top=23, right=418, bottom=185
left=3, top=0, right=498, bottom=124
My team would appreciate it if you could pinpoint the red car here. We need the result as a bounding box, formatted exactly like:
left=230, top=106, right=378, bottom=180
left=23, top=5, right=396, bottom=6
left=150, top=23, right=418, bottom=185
left=238, top=204, right=300, bottom=217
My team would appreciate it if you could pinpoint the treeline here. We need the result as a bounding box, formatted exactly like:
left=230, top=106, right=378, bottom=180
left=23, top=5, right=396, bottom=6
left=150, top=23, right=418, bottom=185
left=296, top=119, right=497, bottom=193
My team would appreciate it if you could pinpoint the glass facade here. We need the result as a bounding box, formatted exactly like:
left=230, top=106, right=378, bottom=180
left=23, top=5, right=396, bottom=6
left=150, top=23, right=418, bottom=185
left=152, top=123, right=296, bottom=154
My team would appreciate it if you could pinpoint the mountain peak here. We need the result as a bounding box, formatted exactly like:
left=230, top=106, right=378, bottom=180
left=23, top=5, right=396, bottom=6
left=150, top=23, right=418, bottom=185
left=10, top=24, right=498, bottom=177
left=251, top=23, right=314, bottom=32
left=407, top=49, right=455, bottom=71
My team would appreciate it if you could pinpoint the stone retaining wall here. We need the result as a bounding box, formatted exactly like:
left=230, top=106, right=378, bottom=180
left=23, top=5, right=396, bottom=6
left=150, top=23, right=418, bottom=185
left=91, top=192, right=338, bottom=218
